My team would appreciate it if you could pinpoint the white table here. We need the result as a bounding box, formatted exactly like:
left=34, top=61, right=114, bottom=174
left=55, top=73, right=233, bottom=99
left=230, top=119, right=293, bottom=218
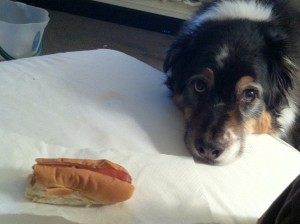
left=0, top=49, right=299, bottom=224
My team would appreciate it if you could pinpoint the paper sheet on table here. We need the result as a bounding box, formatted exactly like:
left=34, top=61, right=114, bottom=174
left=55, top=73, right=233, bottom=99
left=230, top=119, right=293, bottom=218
left=195, top=134, right=300, bottom=224
left=0, top=129, right=215, bottom=224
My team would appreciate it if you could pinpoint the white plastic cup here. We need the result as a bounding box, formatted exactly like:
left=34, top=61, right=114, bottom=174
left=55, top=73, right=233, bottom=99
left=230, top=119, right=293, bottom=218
left=0, top=0, right=49, bottom=60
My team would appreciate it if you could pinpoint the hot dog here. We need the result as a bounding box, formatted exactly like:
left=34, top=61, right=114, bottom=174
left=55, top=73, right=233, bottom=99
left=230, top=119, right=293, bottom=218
left=25, top=158, right=135, bottom=206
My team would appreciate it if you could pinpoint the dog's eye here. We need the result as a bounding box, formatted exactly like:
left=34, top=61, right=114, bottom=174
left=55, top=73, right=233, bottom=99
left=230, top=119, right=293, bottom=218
left=194, top=80, right=206, bottom=93
left=242, top=89, right=256, bottom=103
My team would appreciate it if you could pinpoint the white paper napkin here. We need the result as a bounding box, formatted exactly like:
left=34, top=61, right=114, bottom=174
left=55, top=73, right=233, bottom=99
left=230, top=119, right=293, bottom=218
left=195, top=134, right=300, bottom=224
left=0, top=129, right=215, bottom=224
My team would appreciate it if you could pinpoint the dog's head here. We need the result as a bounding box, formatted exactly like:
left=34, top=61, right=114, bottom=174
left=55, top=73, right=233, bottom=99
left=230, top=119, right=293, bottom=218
left=164, top=0, right=299, bottom=164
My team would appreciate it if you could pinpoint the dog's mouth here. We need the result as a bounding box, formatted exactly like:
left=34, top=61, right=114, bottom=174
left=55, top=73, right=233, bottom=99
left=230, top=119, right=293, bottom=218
left=185, top=126, right=244, bottom=165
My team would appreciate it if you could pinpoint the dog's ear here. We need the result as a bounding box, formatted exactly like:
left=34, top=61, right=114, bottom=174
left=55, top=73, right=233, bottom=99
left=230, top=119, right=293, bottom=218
left=266, top=25, right=297, bottom=85
left=263, top=2, right=300, bottom=92
left=164, top=37, right=188, bottom=92
left=163, top=45, right=180, bottom=92
left=164, top=33, right=196, bottom=92
left=264, top=26, right=298, bottom=105
left=164, top=45, right=179, bottom=73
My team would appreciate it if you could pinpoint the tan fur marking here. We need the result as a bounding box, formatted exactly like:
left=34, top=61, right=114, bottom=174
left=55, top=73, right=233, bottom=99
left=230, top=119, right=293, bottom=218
left=227, top=111, right=240, bottom=131
left=245, top=111, right=274, bottom=134
left=183, top=108, right=193, bottom=120
left=236, top=76, right=254, bottom=93
left=202, top=68, right=214, bottom=80
left=220, top=111, right=242, bottom=150
left=173, top=94, right=193, bottom=120
left=173, top=94, right=184, bottom=111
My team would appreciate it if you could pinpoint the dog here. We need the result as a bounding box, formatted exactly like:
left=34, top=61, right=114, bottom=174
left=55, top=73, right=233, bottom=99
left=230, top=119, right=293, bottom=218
left=164, top=0, right=300, bottom=164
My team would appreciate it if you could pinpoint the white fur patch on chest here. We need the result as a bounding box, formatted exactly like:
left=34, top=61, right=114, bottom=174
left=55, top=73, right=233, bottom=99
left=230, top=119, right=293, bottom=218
left=191, top=0, right=273, bottom=28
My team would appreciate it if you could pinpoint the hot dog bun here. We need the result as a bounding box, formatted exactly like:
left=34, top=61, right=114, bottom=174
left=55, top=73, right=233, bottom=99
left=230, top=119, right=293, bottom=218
left=25, top=158, right=134, bottom=206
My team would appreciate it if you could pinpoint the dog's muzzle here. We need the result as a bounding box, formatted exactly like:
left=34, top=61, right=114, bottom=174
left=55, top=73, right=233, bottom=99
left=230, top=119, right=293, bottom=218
left=187, top=129, right=243, bottom=164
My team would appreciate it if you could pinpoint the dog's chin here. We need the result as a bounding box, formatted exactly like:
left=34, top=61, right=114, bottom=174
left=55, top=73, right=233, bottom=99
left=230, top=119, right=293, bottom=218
left=188, top=139, right=243, bottom=165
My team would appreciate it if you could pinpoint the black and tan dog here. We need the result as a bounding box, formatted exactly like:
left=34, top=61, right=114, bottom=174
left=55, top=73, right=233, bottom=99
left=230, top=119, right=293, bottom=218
left=164, top=0, right=300, bottom=164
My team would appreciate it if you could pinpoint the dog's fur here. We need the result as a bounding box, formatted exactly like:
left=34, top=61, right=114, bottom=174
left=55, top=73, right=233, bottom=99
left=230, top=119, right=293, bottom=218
left=164, top=0, right=300, bottom=164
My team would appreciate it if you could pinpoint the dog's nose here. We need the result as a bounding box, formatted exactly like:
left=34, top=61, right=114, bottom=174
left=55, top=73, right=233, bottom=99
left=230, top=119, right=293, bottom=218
left=195, top=139, right=223, bottom=160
